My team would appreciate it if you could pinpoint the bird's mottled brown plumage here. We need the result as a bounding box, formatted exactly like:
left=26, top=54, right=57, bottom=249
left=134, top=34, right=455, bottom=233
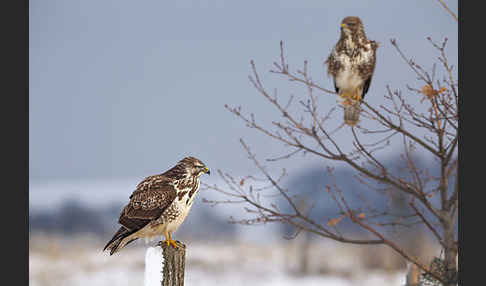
left=103, top=156, right=210, bottom=255
left=325, top=16, right=378, bottom=126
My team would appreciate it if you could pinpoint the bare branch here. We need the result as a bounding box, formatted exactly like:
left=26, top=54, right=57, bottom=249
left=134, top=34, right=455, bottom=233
left=437, top=0, right=458, bottom=22
left=207, top=23, right=458, bottom=283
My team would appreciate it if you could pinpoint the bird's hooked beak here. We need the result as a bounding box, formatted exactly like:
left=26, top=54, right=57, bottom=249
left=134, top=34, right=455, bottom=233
left=204, top=167, right=210, bottom=175
left=340, top=23, right=352, bottom=35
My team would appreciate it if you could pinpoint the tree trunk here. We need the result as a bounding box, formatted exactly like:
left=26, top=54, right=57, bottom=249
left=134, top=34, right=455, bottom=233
left=442, top=219, right=458, bottom=286
left=406, top=263, right=419, bottom=286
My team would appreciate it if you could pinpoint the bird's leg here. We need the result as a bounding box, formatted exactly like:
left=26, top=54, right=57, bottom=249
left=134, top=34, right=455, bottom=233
left=352, top=87, right=362, bottom=101
left=339, top=90, right=349, bottom=99
left=339, top=91, right=352, bottom=106
left=161, top=231, right=177, bottom=248
left=164, top=231, right=179, bottom=248
left=161, top=231, right=169, bottom=246
left=340, top=91, right=352, bottom=106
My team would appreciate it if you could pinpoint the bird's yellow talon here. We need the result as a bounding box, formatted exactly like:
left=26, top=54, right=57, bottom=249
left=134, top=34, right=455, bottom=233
left=162, top=239, right=179, bottom=248
left=163, top=232, right=180, bottom=248
left=340, top=89, right=362, bottom=101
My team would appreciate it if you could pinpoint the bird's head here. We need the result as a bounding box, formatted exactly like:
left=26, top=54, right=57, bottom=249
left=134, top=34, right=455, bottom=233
left=179, top=156, right=210, bottom=177
left=340, top=16, right=364, bottom=36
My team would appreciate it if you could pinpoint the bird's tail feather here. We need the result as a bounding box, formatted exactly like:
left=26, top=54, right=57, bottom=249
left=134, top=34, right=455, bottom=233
left=103, top=227, right=138, bottom=255
left=343, top=100, right=361, bottom=126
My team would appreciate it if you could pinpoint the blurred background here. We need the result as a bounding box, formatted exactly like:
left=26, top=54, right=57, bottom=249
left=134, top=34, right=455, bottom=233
left=29, top=0, right=457, bottom=285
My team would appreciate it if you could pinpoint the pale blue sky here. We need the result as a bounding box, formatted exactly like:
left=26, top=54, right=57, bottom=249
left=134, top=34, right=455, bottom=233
left=29, top=0, right=458, bottom=183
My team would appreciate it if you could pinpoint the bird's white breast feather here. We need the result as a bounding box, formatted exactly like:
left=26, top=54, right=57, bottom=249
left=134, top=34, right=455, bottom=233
left=333, top=42, right=374, bottom=92
left=166, top=191, right=195, bottom=233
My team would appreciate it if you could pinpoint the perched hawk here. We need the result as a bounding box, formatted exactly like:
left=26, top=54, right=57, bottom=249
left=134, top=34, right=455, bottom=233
left=325, top=16, right=378, bottom=126
left=103, top=157, right=210, bottom=255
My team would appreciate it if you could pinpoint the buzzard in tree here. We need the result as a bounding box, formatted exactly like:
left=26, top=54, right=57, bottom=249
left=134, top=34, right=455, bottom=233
left=103, top=157, right=210, bottom=255
left=325, top=16, right=378, bottom=126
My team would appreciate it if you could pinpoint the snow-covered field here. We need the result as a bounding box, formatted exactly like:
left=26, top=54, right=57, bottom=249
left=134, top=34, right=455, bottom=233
left=29, top=234, right=408, bottom=286
left=29, top=176, right=443, bottom=286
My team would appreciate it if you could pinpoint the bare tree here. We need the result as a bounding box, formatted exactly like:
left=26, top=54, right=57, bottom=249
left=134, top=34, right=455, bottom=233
left=203, top=3, right=458, bottom=285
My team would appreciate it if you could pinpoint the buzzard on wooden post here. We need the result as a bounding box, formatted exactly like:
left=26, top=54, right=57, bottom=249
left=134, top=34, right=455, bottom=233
left=103, top=157, right=210, bottom=255
left=325, top=16, right=378, bottom=126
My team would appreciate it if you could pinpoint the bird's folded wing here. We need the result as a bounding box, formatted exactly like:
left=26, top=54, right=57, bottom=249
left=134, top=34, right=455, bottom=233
left=119, top=182, right=177, bottom=229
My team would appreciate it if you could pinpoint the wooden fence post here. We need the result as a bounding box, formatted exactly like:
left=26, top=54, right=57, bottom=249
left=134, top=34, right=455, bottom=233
left=159, top=241, right=186, bottom=286
left=145, top=241, right=186, bottom=286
